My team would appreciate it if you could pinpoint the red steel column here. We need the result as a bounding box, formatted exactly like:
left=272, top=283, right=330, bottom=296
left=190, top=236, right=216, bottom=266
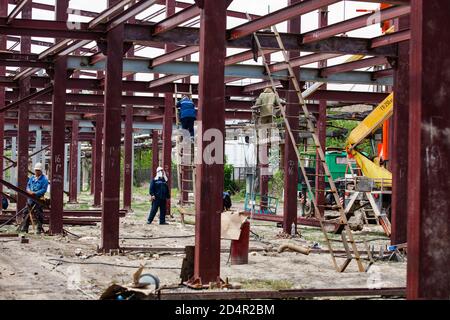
left=123, top=35, right=135, bottom=211
left=391, top=16, right=410, bottom=245
left=407, top=0, right=450, bottom=299
left=259, top=53, right=271, bottom=213
left=123, top=105, right=133, bottom=211
left=90, top=139, right=95, bottom=195
left=0, top=0, right=6, bottom=194
left=69, top=119, right=79, bottom=203
left=151, top=130, right=159, bottom=178
left=93, top=114, right=103, bottom=207
left=100, top=14, right=124, bottom=252
left=162, top=0, right=176, bottom=217
left=16, top=2, right=32, bottom=215
left=282, top=0, right=301, bottom=234
left=49, top=0, right=69, bottom=234
left=230, top=221, right=250, bottom=265
left=191, top=0, right=227, bottom=285
left=315, top=7, right=328, bottom=217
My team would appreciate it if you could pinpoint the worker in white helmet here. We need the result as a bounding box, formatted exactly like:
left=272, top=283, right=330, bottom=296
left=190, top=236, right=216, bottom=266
left=147, top=166, right=170, bottom=225
left=18, top=163, right=48, bottom=234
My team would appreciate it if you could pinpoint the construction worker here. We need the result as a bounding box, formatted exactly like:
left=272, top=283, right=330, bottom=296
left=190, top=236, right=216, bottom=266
left=253, top=87, right=284, bottom=124
left=147, top=167, right=170, bottom=225
left=19, top=162, right=48, bottom=234
left=176, top=95, right=197, bottom=137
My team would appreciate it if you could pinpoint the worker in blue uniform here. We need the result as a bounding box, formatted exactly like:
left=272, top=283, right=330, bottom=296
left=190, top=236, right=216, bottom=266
left=18, top=162, right=49, bottom=234
left=147, top=167, right=170, bottom=225
left=176, top=95, right=197, bottom=137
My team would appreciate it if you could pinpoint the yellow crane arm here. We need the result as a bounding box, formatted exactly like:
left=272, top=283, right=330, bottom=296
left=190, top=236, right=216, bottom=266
left=345, top=93, right=394, bottom=185
left=346, top=92, right=394, bottom=150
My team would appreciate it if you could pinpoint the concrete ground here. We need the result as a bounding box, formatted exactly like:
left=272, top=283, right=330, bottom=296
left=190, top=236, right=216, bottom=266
left=0, top=188, right=406, bottom=300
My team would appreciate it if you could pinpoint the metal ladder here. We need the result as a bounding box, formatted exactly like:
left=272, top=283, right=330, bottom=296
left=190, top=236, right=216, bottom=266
left=174, top=84, right=195, bottom=206
left=250, top=22, right=366, bottom=272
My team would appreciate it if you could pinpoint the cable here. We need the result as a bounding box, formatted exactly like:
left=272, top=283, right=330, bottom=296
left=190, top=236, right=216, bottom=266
left=0, top=206, right=27, bottom=229
left=48, top=259, right=181, bottom=270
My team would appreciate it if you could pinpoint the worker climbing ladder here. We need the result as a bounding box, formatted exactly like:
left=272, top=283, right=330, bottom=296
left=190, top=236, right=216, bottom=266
left=174, top=84, right=196, bottom=207
left=249, top=18, right=367, bottom=272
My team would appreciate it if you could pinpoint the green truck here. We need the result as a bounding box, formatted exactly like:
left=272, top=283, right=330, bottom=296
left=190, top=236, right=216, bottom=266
left=297, top=150, right=348, bottom=215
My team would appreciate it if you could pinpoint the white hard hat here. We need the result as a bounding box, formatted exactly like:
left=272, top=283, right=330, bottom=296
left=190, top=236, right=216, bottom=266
left=156, top=166, right=163, bottom=172
left=34, top=163, right=43, bottom=171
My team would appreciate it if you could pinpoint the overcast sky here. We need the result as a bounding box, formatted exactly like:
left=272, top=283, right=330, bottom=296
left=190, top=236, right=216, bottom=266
left=7, top=1, right=385, bottom=92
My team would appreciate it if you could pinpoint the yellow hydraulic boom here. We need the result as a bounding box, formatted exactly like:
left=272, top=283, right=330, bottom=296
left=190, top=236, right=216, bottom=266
left=345, top=93, right=394, bottom=185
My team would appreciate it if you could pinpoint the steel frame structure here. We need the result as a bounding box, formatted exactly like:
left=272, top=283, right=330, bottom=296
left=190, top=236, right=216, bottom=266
left=0, top=0, right=448, bottom=299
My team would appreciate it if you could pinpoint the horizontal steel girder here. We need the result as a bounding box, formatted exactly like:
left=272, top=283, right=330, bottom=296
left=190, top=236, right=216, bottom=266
left=0, top=19, right=399, bottom=57
left=67, top=57, right=393, bottom=85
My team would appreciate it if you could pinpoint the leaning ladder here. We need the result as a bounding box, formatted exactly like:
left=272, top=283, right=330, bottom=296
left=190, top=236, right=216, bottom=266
left=174, top=84, right=195, bottom=206
left=250, top=22, right=365, bottom=272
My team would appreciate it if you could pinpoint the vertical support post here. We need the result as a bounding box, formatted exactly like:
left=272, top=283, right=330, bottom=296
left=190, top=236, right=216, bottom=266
left=123, top=35, right=135, bottom=211
left=162, top=0, right=176, bottom=217
left=16, top=2, right=32, bottom=215
left=123, top=105, right=133, bottom=211
left=151, top=129, right=159, bottom=178
left=69, top=119, right=79, bottom=203
left=64, top=144, right=69, bottom=192
left=190, top=0, right=227, bottom=286
left=49, top=58, right=68, bottom=234
left=49, top=0, right=69, bottom=234
left=90, top=139, right=95, bottom=195
left=407, top=0, right=450, bottom=299
left=391, top=16, right=410, bottom=245
left=93, top=114, right=103, bottom=207
left=33, top=128, right=43, bottom=167
left=315, top=6, right=328, bottom=217
left=282, top=0, right=301, bottom=234
left=100, top=19, right=124, bottom=252
left=10, top=137, right=17, bottom=185
left=0, top=0, right=6, bottom=194
left=259, top=53, right=271, bottom=213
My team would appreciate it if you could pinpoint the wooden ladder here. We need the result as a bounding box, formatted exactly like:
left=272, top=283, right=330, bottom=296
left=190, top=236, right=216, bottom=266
left=250, top=19, right=366, bottom=272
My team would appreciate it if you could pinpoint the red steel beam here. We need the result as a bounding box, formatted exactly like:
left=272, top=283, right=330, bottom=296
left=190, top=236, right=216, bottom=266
left=161, top=0, right=177, bottom=219
left=391, top=16, right=409, bottom=246
left=371, top=29, right=411, bottom=48
left=153, top=4, right=200, bottom=35
left=48, top=0, right=69, bottom=235
left=191, top=0, right=227, bottom=286
left=229, top=0, right=340, bottom=40
left=150, top=46, right=199, bottom=68
left=93, top=114, right=103, bottom=207
left=0, top=0, right=5, bottom=195
left=407, top=0, right=450, bottom=300
left=100, top=3, right=125, bottom=251
left=320, top=56, right=388, bottom=77
left=302, top=5, right=411, bottom=44
left=283, top=0, right=301, bottom=235
left=123, top=105, right=133, bottom=211
left=68, top=119, right=79, bottom=203
left=15, top=1, right=31, bottom=219
left=0, top=86, right=53, bottom=113
left=6, top=0, right=30, bottom=24
left=151, top=129, right=159, bottom=178
left=107, top=0, right=159, bottom=31
left=315, top=6, right=328, bottom=218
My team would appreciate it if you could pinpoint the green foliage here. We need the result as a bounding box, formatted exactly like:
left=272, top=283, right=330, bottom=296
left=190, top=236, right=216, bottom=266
left=269, top=169, right=284, bottom=198
left=326, top=119, right=373, bottom=156
left=224, top=162, right=238, bottom=193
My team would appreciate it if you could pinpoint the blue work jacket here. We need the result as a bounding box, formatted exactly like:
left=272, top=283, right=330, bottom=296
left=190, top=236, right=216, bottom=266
left=26, top=174, right=49, bottom=198
left=176, top=97, right=197, bottom=119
